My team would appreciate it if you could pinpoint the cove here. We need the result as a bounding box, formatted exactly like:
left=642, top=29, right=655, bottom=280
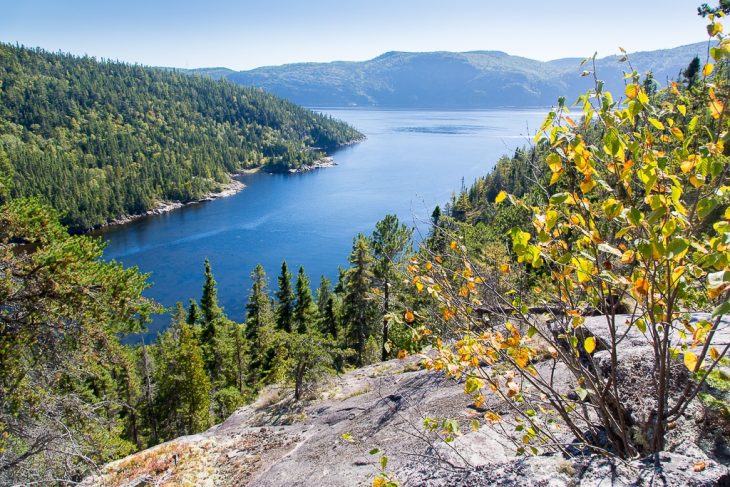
left=96, top=108, right=548, bottom=337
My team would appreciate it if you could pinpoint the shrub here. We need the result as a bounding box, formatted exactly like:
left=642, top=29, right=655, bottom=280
left=413, top=17, right=730, bottom=458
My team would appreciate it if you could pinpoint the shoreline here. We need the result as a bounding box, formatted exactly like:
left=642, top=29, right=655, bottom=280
left=286, top=156, right=337, bottom=173
left=92, top=176, right=247, bottom=232
left=91, top=154, right=342, bottom=233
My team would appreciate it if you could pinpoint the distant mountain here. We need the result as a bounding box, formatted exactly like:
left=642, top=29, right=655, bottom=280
left=191, top=42, right=709, bottom=108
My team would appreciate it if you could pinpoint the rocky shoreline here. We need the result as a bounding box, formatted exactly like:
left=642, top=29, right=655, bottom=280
left=286, top=156, right=337, bottom=173
left=93, top=177, right=246, bottom=231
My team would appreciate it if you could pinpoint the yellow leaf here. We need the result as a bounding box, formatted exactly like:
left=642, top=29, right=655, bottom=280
left=373, top=477, right=386, bottom=487
left=546, top=153, right=563, bottom=173
left=710, top=99, right=724, bottom=119
left=549, top=170, right=562, bottom=185
left=625, top=84, right=638, bottom=99
left=514, top=348, right=530, bottom=368
left=442, top=308, right=454, bottom=321
left=634, top=277, right=649, bottom=296
left=704, top=63, right=715, bottom=77
left=397, top=349, right=409, bottom=359
left=415, top=281, right=424, bottom=293
left=450, top=240, right=458, bottom=250
left=495, top=190, right=508, bottom=204
left=680, top=159, right=696, bottom=173
left=580, top=177, right=596, bottom=194
left=648, top=118, right=665, bottom=130
left=709, top=347, right=720, bottom=361
left=708, top=22, right=723, bottom=36
left=684, top=351, right=698, bottom=372
left=425, top=261, right=432, bottom=271
left=584, top=336, right=596, bottom=354
left=621, top=250, right=635, bottom=264
left=484, top=411, right=501, bottom=423
left=404, top=310, right=415, bottom=323
left=500, top=264, right=510, bottom=273
left=677, top=104, right=687, bottom=116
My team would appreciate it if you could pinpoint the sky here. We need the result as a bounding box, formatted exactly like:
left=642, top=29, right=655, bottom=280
left=0, top=1, right=710, bottom=71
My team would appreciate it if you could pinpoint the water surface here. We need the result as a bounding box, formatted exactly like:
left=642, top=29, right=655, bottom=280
left=98, top=109, right=547, bottom=336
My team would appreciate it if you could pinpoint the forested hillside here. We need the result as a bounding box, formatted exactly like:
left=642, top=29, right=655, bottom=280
left=0, top=44, right=362, bottom=229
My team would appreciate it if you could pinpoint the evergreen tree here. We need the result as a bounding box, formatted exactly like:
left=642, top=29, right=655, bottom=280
left=323, top=297, right=338, bottom=339
left=370, top=215, right=413, bottom=361
left=200, top=259, right=222, bottom=324
left=316, top=275, right=333, bottom=318
left=154, top=303, right=211, bottom=441
left=244, top=264, right=275, bottom=386
left=280, top=331, right=337, bottom=401
left=293, top=266, right=318, bottom=334
left=642, top=71, right=657, bottom=98
left=186, top=299, right=200, bottom=325
left=683, top=56, right=701, bottom=88
left=343, top=235, right=376, bottom=366
left=275, top=261, right=295, bottom=333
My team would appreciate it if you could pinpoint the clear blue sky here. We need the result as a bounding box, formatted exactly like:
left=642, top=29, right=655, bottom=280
left=0, top=0, right=709, bottom=70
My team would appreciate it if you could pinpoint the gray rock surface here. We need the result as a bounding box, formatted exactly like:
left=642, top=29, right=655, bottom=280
left=83, top=314, right=730, bottom=486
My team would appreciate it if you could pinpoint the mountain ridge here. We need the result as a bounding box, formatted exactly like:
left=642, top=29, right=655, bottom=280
left=182, top=41, right=709, bottom=108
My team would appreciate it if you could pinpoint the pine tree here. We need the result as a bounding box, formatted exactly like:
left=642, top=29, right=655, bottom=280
left=293, top=266, right=318, bottom=334
left=370, top=215, right=412, bottom=361
left=343, top=235, right=376, bottom=366
left=275, top=261, right=295, bottom=333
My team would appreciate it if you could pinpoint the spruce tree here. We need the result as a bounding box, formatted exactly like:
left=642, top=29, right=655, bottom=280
left=186, top=299, right=200, bottom=325
left=343, top=234, right=376, bottom=366
left=275, top=261, right=295, bottom=333
left=293, top=266, right=318, bottom=334
left=316, top=276, right=333, bottom=318
left=244, top=264, right=274, bottom=387
left=200, top=259, right=222, bottom=324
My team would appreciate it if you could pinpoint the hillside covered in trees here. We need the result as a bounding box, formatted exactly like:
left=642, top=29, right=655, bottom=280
left=0, top=44, right=362, bottom=230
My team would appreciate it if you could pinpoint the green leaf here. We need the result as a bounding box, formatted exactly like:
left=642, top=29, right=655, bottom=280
left=712, top=300, right=730, bottom=318
left=549, top=192, right=570, bottom=205
left=380, top=455, right=388, bottom=470
left=370, top=448, right=380, bottom=455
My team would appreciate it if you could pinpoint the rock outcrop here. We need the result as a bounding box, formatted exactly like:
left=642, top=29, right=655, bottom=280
left=82, top=315, right=730, bottom=486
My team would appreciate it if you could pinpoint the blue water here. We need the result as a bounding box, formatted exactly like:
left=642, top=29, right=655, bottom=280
left=97, top=109, right=547, bottom=336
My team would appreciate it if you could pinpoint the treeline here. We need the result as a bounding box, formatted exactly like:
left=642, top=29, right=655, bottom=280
left=135, top=214, right=416, bottom=446
left=0, top=43, right=362, bottom=230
